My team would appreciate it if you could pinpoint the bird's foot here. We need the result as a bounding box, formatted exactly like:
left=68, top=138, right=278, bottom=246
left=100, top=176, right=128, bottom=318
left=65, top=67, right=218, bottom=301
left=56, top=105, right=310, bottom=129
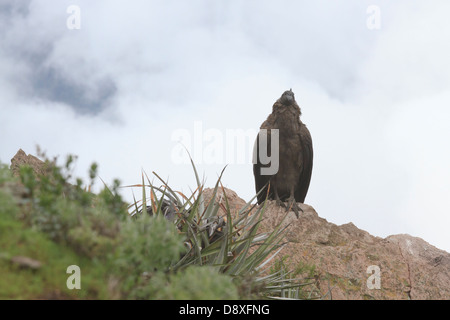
left=275, top=198, right=286, bottom=208
left=285, top=197, right=303, bottom=218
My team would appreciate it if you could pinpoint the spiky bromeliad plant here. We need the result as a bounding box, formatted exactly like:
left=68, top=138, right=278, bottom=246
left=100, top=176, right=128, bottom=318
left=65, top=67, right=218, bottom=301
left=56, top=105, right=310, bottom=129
left=127, top=158, right=314, bottom=299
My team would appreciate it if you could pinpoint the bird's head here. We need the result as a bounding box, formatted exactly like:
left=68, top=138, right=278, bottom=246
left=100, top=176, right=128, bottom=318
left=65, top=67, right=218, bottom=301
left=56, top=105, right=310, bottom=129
left=279, top=88, right=295, bottom=106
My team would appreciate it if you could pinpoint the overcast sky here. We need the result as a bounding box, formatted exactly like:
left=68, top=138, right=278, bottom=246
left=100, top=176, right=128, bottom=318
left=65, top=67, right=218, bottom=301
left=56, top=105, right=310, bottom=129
left=1, top=0, right=449, bottom=252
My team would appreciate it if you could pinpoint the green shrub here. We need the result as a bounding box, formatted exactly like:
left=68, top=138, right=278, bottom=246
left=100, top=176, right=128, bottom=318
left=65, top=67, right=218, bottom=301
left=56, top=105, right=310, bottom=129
left=0, top=164, right=19, bottom=218
left=16, top=155, right=124, bottom=259
left=149, top=266, right=239, bottom=300
left=127, top=162, right=311, bottom=299
left=114, top=214, right=187, bottom=295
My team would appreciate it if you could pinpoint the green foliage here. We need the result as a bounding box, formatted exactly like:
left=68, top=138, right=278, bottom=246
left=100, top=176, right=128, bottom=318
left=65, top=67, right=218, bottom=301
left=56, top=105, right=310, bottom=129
left=0, top=199, right=111, bottom=299
left=0, top=190, right=18, bottom=218
left=115, top=214, right=187, bottom=295
left=269, top=255, right=323, bottom=299
left=0, top=149, right=315, bottom=300
left=149, top=266, right=239, bottom=300
left=0, top=164, right=16, bottom=216
left=127, top=158, right=313, bottom=299
left=16, top=154, right=124, bottom=259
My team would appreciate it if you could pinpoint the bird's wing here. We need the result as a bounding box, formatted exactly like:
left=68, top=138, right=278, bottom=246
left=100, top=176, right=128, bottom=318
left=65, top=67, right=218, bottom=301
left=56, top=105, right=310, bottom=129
left=295, top=124, right=313, bottom=203
left=253, top=129, right=272, bottom=204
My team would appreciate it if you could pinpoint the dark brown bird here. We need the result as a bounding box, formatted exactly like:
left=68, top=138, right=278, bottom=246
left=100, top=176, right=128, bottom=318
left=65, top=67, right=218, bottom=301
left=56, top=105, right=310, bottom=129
left=253, top=89, right=313, bottom=217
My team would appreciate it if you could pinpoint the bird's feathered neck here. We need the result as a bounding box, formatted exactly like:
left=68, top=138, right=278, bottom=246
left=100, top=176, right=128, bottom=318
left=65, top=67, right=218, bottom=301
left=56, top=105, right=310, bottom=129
left=272, top=100, right=302, bottom=117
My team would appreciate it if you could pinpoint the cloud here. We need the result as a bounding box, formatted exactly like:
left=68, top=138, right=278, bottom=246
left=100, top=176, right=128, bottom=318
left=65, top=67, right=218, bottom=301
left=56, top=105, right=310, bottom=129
left=354, top=1, right=450, bottom=104
left=384, top=91, right=450, bottom=251
left=1, top=0, right=449, bottom=252
left=0, top=0, right=118, bottom=114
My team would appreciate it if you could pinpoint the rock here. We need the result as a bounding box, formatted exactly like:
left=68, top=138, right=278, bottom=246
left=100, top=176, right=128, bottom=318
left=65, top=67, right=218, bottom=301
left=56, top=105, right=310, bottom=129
left=386, top=234, right=450, bottom=300
left=10, top=149, right=47, bottom=178
left=202, top=187, right=249, bottom=218
left=203, top=188, right=450, bottom=300
left=10, top=256, right=42, bottom=270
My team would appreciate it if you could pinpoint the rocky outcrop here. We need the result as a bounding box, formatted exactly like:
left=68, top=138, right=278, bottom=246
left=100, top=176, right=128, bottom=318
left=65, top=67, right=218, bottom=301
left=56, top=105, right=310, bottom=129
left=10, top=149, right=48, bottom=178
left=204, top=187, right=450, bottom=300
